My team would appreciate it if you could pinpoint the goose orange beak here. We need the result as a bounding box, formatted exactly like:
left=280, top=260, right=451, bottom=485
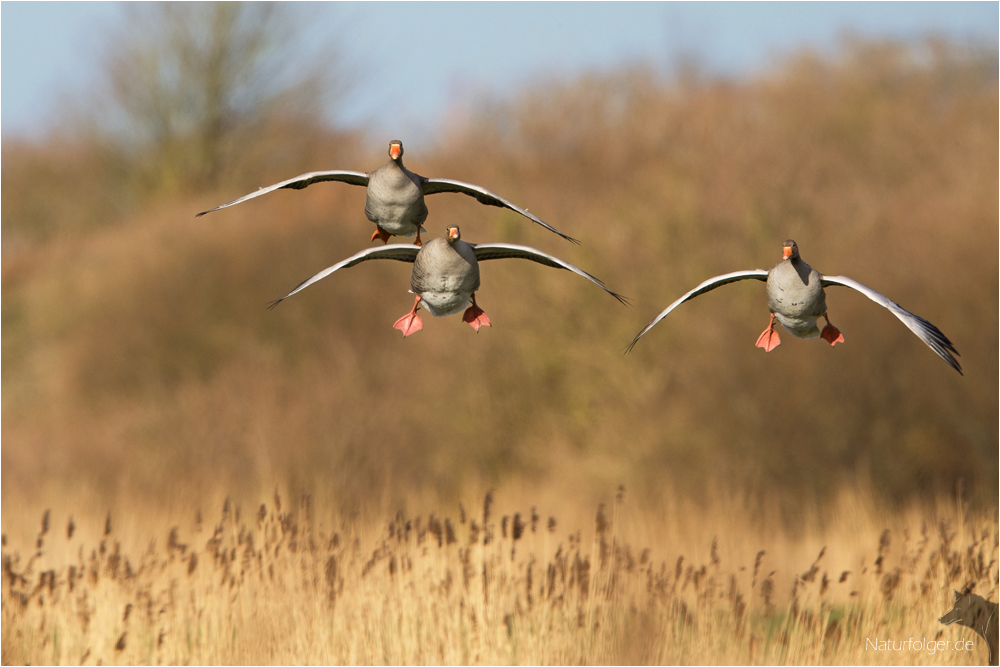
left=783, top=246, right=793, bottom=260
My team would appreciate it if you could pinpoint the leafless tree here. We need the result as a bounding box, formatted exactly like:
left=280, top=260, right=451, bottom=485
left=94, top=2, right=349, bottom=196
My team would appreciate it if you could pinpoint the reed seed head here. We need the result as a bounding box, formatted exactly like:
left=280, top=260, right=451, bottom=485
left=596, top=504, right=608, bottom=535
left=512, top=513, right=525, bottom=541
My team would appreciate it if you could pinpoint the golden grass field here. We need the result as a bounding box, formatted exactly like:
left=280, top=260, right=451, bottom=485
left=3, top=35, right=998, bottom=665
left=2, top=486, right=996, bottom=665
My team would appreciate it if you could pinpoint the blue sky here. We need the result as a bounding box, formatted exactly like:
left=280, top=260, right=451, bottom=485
left=2, top=2, right=997, bottom=141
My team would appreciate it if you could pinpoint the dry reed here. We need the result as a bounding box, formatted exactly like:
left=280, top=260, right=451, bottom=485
left=2, top=489, right=996, bottom=665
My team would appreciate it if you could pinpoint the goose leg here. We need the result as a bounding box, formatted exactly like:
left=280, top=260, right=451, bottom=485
left=462, top=293, right=492, bottom=332
left=820, top=313, right=844, bottom=346
left=371, top=225, right=393, bottom=245
left=414, top=227, right=423, bottom=246
left=755, top=313, right=781, bottom=352
left=393, top=295, right=423, bottom=337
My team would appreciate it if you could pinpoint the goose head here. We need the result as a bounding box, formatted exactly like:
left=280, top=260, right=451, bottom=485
left=782, top=239, right=800, bottom=260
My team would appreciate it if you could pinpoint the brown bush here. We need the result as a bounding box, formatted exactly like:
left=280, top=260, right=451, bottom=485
left=2, top=38, right=996, bottom=520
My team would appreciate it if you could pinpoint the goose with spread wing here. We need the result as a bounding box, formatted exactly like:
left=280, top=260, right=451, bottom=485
left=198, top=140, right=576, bottom=246
left=268, top=225, right=626, bottom=336
left=626, top=240, right=961, bottom=374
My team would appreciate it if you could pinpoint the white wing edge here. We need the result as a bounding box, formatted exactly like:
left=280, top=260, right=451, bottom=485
left=821, top=275, right=961, bottom=374
left=625, top=270, right=769, bottom=353
left=268, top=245, right=420, bottom=309
left=471, top=243, right=627, bottom=304
left=423, top=178, right=579, bottom=244
left=197, top=170, right=370, bottom=216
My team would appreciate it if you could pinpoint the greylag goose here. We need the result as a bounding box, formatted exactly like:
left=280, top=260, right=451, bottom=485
left=268, top=225, right=627, bottom=336
left=197, top=140, right=576, bottom=246
left=626, top=239, right=961, bottom=374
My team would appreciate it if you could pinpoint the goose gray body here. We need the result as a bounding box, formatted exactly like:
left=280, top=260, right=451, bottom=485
left=363, top=154, right=428, bottom=239
left=626, top=239, right=961, bottom=374
left=410, top=235, right=480, bottom=317
left=766, top=253, right=827, bottom=338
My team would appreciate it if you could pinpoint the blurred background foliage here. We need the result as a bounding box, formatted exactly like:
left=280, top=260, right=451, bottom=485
left=2, top=4, right=996, bottom=522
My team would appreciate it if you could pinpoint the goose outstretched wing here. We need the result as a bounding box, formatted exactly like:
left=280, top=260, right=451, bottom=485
left=626, top=270, right=769, bottom=353
left=268, top=245, right=420, bottom=309
left=471, top=243, right=627, bottom=304
left=197, top=170, right=370, bottom=217
left=423, top=178, right=578, bottom=244
left=821, top=275, right=961, bottom=374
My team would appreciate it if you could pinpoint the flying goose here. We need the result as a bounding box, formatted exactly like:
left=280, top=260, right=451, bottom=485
left=626, top=240, right=961, bottom=374
left=198, top=140, right=577, bottom=246
left=268, top=225, right=626, bottom=336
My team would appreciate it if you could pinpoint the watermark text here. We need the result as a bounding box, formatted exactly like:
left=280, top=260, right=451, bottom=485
left=866, top=637, right=975, bottom=655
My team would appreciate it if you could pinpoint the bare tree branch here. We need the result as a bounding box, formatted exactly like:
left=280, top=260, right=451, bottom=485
left=93, top=2, right=348, bottom=196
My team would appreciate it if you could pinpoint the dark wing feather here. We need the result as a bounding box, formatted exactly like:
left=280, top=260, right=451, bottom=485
left=471, top=243, right=628, bottom=304
left=268, top=245, right=420, bottom=309
left=625, top=270, right=769, bottom=353
left=422, top=178, right=578, bottom=244
left=197, top=170, right=370, bottom=217
left=821, top=275, right=961, bottom=374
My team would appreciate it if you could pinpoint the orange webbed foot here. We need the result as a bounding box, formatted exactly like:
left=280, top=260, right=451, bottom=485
left=820, top=318, right=844, bottom=346
left=462, top=295, right=491, bottom=332
left=755, top=314, right=781, bottom=352
left=393, top=296, right=423, bottom=337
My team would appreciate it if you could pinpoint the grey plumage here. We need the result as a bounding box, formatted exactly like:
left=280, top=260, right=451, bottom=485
left=766, top=251, right=827, bottom=339
left=363, top=154, right=428, bottom=239
left=409, top=235, right=480, bottom=317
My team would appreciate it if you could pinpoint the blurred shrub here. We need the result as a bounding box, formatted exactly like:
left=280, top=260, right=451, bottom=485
left=2, top=37, right=996, bottom=518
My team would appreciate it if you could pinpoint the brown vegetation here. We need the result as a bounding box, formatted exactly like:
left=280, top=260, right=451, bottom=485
left=3, top=37, right=995, bottom=510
